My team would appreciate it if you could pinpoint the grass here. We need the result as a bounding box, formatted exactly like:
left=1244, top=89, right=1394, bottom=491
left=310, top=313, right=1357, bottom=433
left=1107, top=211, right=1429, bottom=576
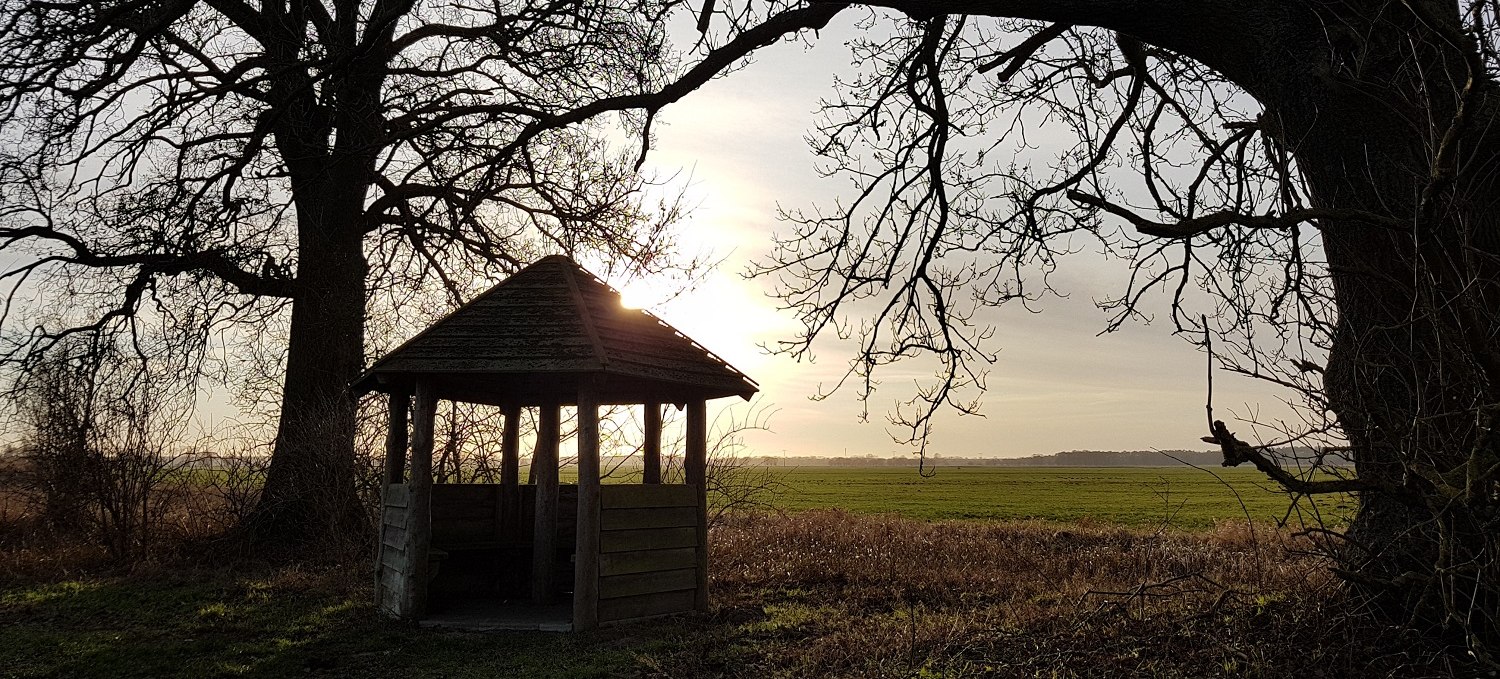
left=768, top=466, right=1355, bottom=529
left=0, top=566, right=676, bottom=678
left=0, top=465, right=1432, bottom=677
left=162, top=460, right=1351, bottom=529
left=0, top=511, right=1449, bottom=678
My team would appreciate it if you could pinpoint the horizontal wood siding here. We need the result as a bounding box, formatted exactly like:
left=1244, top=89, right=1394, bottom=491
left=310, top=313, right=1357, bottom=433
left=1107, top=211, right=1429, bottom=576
left=431, top=484, right=495, bottom=512
left=601, top=484, right=696, bottom=509
left=381, top=525, right=408, bottom=552
left=600, top=547, right=697, bottom=576
left=599, top=568, right=695, bottom=599
left=601, top=527, right=696, bottom=553
left=600, top=507, right=696, bottom=530
left=379, top=563, right=405, bottom=615
left=431, top=517, right=494, bottom=545
left=596, top=485, right=702, bottom=623
left=598, top=590, right=697, bottom=623
left=426, top=483, right=579, bottom=548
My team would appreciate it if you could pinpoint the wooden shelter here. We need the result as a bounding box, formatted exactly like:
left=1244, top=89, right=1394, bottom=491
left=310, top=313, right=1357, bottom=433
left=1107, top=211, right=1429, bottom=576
left=354, top=255, right=757, bottom=630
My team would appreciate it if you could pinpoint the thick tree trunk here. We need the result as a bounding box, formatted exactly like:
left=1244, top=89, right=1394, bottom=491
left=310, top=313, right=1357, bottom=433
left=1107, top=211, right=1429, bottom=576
left=1251, top=5, right=1500, bottom=646
left=887, top=0, right=1499, bottom=654
left=238, top=219, right=370, bottom=555
left=1313, top=156, right=1500, bottom=650
left=232, top=38, right=385, bottom=557
left=236, top=100, right=375, bottom=555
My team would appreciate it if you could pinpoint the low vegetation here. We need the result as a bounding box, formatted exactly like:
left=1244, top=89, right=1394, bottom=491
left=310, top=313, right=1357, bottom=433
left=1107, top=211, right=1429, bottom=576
left=771, top=466, right=1355, bottom=528
left=0, top=489, right=1460, bottom=678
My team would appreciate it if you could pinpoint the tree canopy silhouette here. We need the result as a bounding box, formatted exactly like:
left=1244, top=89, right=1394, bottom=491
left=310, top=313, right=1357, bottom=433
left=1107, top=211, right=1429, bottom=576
left=0, top=0, right=736, bottom=551
left=680, top=0, right=1499, bottom=663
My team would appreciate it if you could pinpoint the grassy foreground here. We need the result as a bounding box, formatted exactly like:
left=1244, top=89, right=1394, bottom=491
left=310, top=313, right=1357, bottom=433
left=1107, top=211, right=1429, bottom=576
left=770, top=466, right=1355, bottom=528
left=1, top=511, right=1447, bottom=678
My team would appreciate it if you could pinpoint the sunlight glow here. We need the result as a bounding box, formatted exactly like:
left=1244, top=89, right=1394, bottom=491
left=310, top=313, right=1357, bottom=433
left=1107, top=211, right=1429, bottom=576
left=616, top=279, right=655, bottom=310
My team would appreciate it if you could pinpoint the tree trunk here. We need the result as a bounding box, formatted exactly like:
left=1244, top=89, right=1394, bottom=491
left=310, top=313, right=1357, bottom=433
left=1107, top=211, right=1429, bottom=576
left=232, top=40, right=385, bottom=557
left=1251, top=5, right=1500, bottom=643
left=882, top=0, right=1499, bottom=652
left=238, top=219, right=371, bottom=555
left=235, top=104, right=375, bottom=555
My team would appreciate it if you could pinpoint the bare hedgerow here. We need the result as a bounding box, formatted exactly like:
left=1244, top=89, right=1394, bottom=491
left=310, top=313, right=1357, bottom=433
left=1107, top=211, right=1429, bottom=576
left=661, top=400, right=784, bottom=527
left=8, top=338, right=194, bottom=564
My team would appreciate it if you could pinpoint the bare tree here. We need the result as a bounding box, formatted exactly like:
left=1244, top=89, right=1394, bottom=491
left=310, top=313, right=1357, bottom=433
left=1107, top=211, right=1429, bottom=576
left=377, top=0, right=1500, bottom=662
left=5, top=0, right=1495, bottom=657
left=660, top=0, right=1500, bottom=663
left=0, top=0, right=719, bottom=553
left=701, top=401, right=782, bottom=526
left=659, top=399, right=782, bottom=526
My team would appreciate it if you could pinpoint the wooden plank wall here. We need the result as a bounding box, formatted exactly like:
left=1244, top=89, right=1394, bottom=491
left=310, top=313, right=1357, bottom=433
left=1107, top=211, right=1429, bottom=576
left=381, top=482, right=588, bottom=618
left=597, top=485, right=701, bottom=623
left=431, top=484, right=518, bottom=546
left=377, top=484, right=413, bottom=617
left=427, top=484, right=580, bottom=548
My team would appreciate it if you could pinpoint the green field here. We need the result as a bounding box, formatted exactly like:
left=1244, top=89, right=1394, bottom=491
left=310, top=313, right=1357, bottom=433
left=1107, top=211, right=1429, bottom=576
left=765, top=466, right=1354, bottom=529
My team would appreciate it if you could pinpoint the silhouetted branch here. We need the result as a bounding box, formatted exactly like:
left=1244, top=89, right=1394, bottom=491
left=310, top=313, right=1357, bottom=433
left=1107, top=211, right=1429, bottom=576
left=1065, top=190, right=1405, bottom=239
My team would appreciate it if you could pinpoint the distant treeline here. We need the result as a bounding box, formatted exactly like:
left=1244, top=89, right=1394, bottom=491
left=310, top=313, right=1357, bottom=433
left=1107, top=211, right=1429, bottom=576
left=748, top=447, right=1352, bottom=468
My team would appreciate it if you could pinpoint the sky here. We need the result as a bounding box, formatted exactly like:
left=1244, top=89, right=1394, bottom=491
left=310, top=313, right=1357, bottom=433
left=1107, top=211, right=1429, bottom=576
left=600, top=14, right=1295, bottom=459
left=0, top=11, right=1297, bottom=461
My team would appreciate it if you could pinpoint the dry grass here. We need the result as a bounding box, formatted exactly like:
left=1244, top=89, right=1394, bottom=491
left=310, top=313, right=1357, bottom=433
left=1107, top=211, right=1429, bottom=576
left=0, top=471, right=1470, bottom=678
left=661, top=510, right=1459, bottom=678
left=0, top=464, right=243, bottom=582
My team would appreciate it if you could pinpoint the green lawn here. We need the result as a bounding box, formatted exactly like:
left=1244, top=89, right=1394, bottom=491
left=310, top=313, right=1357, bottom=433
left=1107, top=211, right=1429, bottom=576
left=0, top=570, right=696, bottom=678
left=766, top=466, right=1353, bottom=528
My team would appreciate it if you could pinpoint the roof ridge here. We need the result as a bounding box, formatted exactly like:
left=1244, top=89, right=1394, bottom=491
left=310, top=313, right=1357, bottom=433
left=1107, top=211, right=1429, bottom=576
left=560, top=259, right=610, bottom=370
left=566, top=261, right=755, bottom=387
left=351, top=254, right=759, bottom=401
left=632, top=307, right=759, bottom=388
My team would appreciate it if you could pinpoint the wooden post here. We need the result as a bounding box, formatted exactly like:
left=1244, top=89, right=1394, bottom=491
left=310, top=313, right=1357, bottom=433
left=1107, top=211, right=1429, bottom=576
left=573, top=382, right=602, bottom=630
left=527, top=426, right=540, bottom=485
left=685, top=399, right=709, bottom=612
left=501, top=404, right=521, bottom=488
left=531, top=402, right=561, bottom=604
left=384, top=392, right=410, bottom=485
left=403, top=381, right=438, bottom=618
left=375, top=391, right=410, bottom=611
left=501, top=404, right=521, bottom=540
left=643, top=401, right=662, bottom=484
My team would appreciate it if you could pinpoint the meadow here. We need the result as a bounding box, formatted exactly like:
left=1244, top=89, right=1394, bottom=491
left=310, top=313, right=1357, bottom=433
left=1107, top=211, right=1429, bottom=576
left=767, top=466, right=1355, bottom=529
left=0, top=512, right=1438, bottom=678
left=1, top=464, right=1444, bottom=678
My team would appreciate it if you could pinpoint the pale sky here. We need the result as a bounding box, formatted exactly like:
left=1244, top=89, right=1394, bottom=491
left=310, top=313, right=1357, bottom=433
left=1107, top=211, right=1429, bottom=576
left=77, top=13, right=1298, bottom=461
left=604, top=15, right=1295, bottom=459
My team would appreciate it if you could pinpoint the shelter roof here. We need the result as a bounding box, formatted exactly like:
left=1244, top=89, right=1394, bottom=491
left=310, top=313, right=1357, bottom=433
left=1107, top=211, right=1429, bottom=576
left=352, top=255, right=758, bottom=406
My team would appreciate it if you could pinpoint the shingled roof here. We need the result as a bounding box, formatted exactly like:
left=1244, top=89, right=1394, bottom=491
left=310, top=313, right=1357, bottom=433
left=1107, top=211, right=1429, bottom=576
left=352, top=255, right=758, bottom=406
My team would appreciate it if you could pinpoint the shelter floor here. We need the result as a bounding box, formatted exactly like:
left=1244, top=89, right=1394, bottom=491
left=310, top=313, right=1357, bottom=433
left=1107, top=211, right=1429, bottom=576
left=418, top=597, right=572, bottom=632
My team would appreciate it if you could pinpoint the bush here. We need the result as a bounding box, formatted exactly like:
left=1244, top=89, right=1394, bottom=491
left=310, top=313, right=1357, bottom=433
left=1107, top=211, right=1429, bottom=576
left=8, top=340, right=193, bottom=564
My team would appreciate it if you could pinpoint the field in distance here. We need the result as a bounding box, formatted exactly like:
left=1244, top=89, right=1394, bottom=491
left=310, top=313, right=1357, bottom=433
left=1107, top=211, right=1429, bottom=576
left=766, top=466, right=1354, bottom=529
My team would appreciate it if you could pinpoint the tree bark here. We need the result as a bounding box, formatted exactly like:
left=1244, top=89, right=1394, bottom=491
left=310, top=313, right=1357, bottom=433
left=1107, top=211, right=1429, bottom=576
left=233, top=32, right=384, bottom=556
left=1244, top=9, right=1499, bottom=631
left=238, top=219, right=371, bottom=554
left=1131, top=0, right=1500, bottom=639
left=868, top=0, right=1499, bottom=643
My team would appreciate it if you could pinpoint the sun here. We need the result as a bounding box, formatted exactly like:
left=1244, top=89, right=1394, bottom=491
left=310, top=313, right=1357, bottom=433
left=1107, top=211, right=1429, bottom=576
left=616, top=277, right=660, bottom=310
